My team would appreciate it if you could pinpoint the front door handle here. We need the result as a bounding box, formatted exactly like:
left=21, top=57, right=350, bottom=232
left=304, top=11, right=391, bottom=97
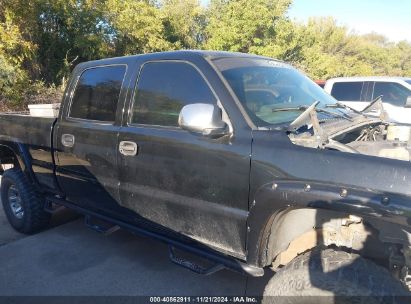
left=61, top=134, right=75, bottom=147
left=119, top=141, right=138, bottom=156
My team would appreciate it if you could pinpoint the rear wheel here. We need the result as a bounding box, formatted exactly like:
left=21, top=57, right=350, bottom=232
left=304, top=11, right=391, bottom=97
left=263, top=248, right=409, bottom=303
left=1, top=168, right=50, bottom=234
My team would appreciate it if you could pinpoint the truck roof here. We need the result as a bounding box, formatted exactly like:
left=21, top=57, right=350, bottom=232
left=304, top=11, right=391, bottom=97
left=75, top=50, right=280, bottom=69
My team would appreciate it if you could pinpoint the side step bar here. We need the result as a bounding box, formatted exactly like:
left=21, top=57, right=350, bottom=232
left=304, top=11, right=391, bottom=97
left=84, top=215, right=120, bottom=235
left=46, top=195, right=264, bottom=277
left=169, top=246, right=225, bottom=275
left=44, top=200, right=66, bottom=214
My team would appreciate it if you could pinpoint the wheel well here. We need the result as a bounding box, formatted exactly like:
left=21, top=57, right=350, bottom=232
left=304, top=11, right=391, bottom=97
left=264, top=208, right=396, bottom=269
left=0, top=146, right=19, bottom=172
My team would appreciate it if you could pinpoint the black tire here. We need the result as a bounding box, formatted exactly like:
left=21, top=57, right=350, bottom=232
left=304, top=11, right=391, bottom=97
left=263, top=248, right=410, bottom=304
left=1, top=168, right=50, bottom=234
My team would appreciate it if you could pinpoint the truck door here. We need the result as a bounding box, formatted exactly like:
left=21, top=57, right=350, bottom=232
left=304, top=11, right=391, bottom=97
left=55, top=64, right=128, bottom=212
left=117, top=60, right=251, bottom=258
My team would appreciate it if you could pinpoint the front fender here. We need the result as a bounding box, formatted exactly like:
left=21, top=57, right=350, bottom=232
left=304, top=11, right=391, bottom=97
left=246, top=179, right=411, bottom=267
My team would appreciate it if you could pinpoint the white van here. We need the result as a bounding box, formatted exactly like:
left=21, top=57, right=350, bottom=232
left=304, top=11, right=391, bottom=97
left=324, top=77, right=411, bottom=123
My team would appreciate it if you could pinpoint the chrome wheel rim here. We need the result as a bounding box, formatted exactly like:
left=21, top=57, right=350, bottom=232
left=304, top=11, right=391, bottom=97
left=8, top=185, right=24, bottom=219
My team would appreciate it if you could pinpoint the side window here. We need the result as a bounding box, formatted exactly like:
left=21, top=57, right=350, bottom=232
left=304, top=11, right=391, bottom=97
left=131, top=61, right=216, bottom=127
left=330, top=82, right=364, bottom=101
left=70, top=65, right=126, bottom=122
left=373, top=82, right=411, bottom=107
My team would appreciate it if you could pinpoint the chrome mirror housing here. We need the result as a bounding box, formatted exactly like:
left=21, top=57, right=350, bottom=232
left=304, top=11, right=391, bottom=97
left=178, top=103, right=228, bottom=137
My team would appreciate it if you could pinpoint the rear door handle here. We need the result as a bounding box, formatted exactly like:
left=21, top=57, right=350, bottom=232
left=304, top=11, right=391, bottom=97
left=61, top=134, right=75, bottom=147
left=119, top=141, right=138, bottom=156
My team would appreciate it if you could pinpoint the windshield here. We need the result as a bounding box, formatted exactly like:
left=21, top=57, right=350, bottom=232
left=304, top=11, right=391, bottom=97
left=213, top=57, right=339, bottom=126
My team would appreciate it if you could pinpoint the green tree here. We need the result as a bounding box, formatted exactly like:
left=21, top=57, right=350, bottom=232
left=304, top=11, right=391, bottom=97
left=0, top=10, right=35, bottom=103
left=204, top=0, right=292, bottom=52
left=1, top=0, right=411, bottom=110
left=160, top=0, right=206, bottom=49
left=396, top=41, right=411, bottom=76
left=105, top=0, right=171, bottom=55
left=250, top=19, right=306, bottom=62
left=1, top=0, right=111, bottom=84
left=296, top=17, right=374, bottom=79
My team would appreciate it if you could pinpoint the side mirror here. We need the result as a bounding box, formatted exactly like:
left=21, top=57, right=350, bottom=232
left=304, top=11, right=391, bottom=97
left=405, top=96, right=411, bottom=108
left=178, top=103, right=228, bottom=137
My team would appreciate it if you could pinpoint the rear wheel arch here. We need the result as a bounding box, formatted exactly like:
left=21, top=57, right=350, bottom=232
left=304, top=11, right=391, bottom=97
left=0, top=143, right=38, bottom=186
left=0, top=145, right=21, bottom=169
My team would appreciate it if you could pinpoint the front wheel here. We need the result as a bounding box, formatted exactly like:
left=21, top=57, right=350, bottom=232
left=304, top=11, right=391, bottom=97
left=1, top=168, right=50, bottom=234
left=263, top=248, right=409, bottom=303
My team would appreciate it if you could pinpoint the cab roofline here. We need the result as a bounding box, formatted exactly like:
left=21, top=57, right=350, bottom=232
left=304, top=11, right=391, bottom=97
left=75, top=50, right=283, bottom=68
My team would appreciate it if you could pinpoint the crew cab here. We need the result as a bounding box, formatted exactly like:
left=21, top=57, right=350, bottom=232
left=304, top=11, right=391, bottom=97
left=324, top=77, right=411, bottom=124
left=1, top=51, right=411, bottom=300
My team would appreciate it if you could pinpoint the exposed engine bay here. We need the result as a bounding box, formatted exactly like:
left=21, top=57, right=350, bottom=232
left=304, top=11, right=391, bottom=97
left=288, top=101, right=411, bottom=162
left=342, top=124, right=411, bottom=161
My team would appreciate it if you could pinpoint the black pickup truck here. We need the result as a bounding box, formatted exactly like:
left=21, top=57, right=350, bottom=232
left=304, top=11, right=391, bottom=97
left=1, top=51, right=411, bottom=300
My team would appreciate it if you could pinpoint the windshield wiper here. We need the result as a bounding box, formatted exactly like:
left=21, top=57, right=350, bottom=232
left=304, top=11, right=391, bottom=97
left=272, top=106, right=308, bottom=112
left=317, top=107, right=353, bottom=121
left=272, top=105, right=352, bottom=121
left=324, top=102, right=363, bottom=115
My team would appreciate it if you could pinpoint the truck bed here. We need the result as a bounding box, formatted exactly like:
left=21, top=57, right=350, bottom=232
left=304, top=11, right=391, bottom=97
left=0, top=113, right=57, bottom=191
left=0, top=112, right=55, bottom=147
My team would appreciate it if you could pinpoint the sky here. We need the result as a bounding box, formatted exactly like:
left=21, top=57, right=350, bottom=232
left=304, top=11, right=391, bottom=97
left=288, top=0, right=411, bottom=42
left=200, top=0, right=411, bottom=42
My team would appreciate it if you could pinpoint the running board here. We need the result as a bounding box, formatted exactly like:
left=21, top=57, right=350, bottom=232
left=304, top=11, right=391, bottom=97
left=45, top=195, right=264, bottom=277
left=84, top=215, right=120, bottom=235
left=44, top=200, right=66, bottom=214
left=169, top=246, right=225, bottom=275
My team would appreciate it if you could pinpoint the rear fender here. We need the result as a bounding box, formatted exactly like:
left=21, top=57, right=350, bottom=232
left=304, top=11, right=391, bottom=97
left=0, top=141, right=37, bottom=185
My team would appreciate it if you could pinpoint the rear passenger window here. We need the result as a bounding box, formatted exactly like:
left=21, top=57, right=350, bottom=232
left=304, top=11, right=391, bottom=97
left=70, top=65, right=126, bottom=122
left=131, top=61, right=216, bottom=127
left=373, top=82, right=411, bottom=107
left=330, top=82, right=363, bottom=101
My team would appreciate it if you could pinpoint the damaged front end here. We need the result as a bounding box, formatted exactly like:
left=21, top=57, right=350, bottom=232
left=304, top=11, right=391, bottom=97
left=288, top=99, right=411, bottom=162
